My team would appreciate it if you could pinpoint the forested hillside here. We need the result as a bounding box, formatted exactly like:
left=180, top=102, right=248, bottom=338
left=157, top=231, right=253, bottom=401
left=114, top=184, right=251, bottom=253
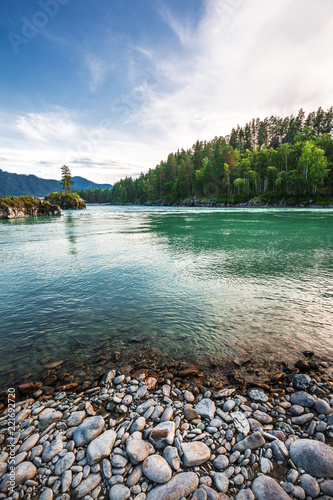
left=0, top=170, right=112, bottom=197
left=78, top=107, right=333, bottom=205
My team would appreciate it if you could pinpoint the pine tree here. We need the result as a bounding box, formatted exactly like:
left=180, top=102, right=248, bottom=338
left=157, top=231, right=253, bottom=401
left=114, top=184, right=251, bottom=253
left=60, top=165, right=74, bottom=194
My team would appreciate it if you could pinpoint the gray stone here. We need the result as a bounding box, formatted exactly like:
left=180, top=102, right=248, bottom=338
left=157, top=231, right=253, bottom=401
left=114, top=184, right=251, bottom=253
left=162, top=446, right=181, bottom=470
left=146, top=472, right=199, bottom=500
left=315, top=399, right=331, bottom=415
left=192, top=488, right=208, bottom=500
left=0, top=461, right=37, bottom=492
left=231, top=411, right=250, bottom=436
left=112, top=455, right=128, bottom=468
left=73, top=416, right=105, bottom=448
left=291, top=485, right=305, bottom=499
left=320, top=480, right=333, bottom=496
left=290, top=391, right=314, bottom=407
left=248, top=389, right=268, bottom=402
left=149, top=421, right=175, bottom=449
left=253, top=410, right=273, bottom=425
left=109, top=484, right=131, bottom=500
left=54, top=452, right=75, bottom=475
left=126, top=464, right=142, bottom=486
left=39, top=488, right=53, bottom=500
left=292, top=413, right=314, bottom=426
left=195, top=399, right=216, bottom=420
left=199, top=484, right=218, bottom=499
left=61, top=470, right=72, bottom=493
left=213, top=455, right=229, bottom=470
left=126, top=438, right=153, bottom=464
left=233, top=431, right=265, bottom=453
left=86, top=429, right=116, bottom=465
left=290, top=439, right=333, bottom=478
left=213, top=472, right=229, bottom=493
left=67, top=411, right=86, bottom=427
left=18, top=433, right=40, bottom=453
left=271, top=440, right=289, bottom=462
left=259, top=457, right=272, bottom=474
left=252, top=475, right=292, bottom=500
left=290, top=405, right=304, bottom=416
left=42, top=436, right=64, bottom=463
left=136, top=399, right=156, bottom=414
left=143, top=454, right=172, bottom=483
left=182, top=442, right=211, bottom=467
left=74, top=473, right=101, bottom=498
left=235, top=489, right=255, bottom=500
left=293, top=374, right=311, bottom=389
left=131, top=417, right=146, bottom=433
left=300, top=474, right=320, bottom=497
left=223, top=400, right=235, bottom=412
left=39, top=408, right=63, bottom=429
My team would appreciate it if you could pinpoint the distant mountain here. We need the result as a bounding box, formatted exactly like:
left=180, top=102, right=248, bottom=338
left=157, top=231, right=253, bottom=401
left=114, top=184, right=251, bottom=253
left=0, top=169, right=112, bottom=197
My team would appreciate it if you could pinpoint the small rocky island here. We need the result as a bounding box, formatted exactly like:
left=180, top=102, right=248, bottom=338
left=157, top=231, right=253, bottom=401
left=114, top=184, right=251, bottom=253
left=45, top=192, right=86, bottom=210
left=0, top=196, right=62, bottom=219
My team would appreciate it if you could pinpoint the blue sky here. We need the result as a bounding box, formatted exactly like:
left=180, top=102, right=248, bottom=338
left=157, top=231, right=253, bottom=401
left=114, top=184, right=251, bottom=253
left=0, top=0, right=333, bottom=184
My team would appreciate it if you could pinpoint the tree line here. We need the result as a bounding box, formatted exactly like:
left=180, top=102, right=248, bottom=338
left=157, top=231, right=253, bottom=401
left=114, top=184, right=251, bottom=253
left=76, top=107, right=333, bottom=204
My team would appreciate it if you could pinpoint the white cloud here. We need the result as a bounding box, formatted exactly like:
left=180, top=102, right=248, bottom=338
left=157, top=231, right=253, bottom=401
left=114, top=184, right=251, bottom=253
left=15, top=109, right=78, bottom=142
left=84, top=53, right=107, bottom=92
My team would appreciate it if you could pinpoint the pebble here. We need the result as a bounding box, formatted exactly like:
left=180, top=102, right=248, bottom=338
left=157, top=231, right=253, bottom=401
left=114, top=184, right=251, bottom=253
left=252, top=475, right=292, bottom=500
left=146, top=471, right=199, bottom=500
left=73, top=416, right=105, bottom=447
left=142, top=454, right=172, bottom=483
left=109, top=484, right=131, bottom=500
left=149, top=421, right=175, bottom=449
left=299, top=473, right=320, bottom=497
left=195, top=399, right=216, bottom=420
left=182, top=442, right=211, bottom=467
left=213, top=473, right=229, bottom=493
left=126, top=439, right=153, bottom=463
left=290, top=392, right=314, bottom=407
left=86, top=429, right=116, bottom=465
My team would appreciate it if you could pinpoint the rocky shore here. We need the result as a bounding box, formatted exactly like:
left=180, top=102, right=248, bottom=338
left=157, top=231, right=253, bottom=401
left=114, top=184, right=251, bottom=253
left=0, top=354, right=333, bottom=500
left=0, top=197, right=62, bottom=219
left=137, top=197, right=333, bottom=208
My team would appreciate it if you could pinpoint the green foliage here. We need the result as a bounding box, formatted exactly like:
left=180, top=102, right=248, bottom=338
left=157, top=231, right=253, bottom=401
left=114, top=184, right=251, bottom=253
left=79, top=106, right=333, bottom=205
left=60, top=165, right=74, bottom=194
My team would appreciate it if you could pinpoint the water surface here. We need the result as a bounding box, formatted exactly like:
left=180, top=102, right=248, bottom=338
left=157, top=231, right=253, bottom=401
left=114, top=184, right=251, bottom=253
left=0, top=206, right=332, bottom=377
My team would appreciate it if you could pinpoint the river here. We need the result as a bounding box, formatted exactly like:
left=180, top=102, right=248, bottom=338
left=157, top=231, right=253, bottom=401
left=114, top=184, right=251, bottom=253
left=0, top=206, right=332, bottom=382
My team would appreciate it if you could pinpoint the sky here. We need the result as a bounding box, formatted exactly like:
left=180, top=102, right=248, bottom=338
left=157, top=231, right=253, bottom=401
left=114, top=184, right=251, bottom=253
left=0, top=0, right=333, bottom=184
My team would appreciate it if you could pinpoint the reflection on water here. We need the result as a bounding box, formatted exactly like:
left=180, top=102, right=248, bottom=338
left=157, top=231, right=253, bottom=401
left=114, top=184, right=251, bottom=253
left=0, top=206, right=332, bottom=377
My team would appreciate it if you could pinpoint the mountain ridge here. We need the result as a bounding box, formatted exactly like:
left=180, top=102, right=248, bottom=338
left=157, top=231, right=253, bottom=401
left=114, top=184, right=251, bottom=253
left=0, top=169, right=112, bottom=197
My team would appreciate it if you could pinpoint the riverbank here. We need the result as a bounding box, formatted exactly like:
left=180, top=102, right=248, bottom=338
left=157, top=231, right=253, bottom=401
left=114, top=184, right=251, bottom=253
left=0, top=345, right=332, bottom=499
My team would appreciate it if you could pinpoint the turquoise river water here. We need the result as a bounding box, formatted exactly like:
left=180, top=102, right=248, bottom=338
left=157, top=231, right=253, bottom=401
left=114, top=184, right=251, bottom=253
left=0, top=206, right=332, bottom=379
